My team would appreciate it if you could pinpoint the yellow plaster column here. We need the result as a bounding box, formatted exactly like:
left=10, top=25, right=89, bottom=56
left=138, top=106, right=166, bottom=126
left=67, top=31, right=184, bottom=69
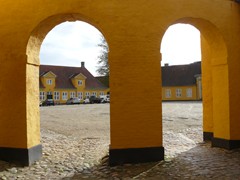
left=211, top=63, right=231, bottom=148
left=0, top=52, right=42, bottom=165
left=228, top=64, right=240, bottom=145
left=109, top=42, right=164, bottom=165
left=201, top=36, right=214, bottom=141
left=211, top=59, right=240, bottom=149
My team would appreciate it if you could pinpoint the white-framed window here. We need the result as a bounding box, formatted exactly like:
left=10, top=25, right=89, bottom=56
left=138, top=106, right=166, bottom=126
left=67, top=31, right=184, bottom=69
left=78, top=92, right=83, bottom=100
left=176, top=89, right=182, bottom=98
left=92, top=92, right=97, bottom=97
left=47, top=79, right=52, bottom=85
left=70, top=92, right=75, bottom=98
left=85, top=92, right=90, bottom=98
left=78, top=80, right=83, bottom=86
left=40, top=91, right=45, bottom=101
left=62, top=92, right=68, bottom=100
left=186, top=88, right=192, bottom=98
left=47, top=91, right=52, bottom=95
left=54, top=91, right=60, bottom=100
left=165, top=89, right=171, bottom=98
left=99, top=92, right=104, bottom=96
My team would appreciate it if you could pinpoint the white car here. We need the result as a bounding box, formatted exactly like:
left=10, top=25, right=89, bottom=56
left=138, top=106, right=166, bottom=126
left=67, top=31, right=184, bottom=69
left=66, top=97, right=81, bottom=104
left=100, top=95, right=110, bottom=103
left=83, top=98, right=90, bottom=104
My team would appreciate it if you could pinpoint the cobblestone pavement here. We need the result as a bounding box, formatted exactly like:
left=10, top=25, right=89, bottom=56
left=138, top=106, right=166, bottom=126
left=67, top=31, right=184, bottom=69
left=0, top=102, right=239, bottom=179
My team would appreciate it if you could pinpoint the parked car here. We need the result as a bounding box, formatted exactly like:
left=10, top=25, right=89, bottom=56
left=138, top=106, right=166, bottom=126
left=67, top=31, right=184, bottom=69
left=89, top=96, right=102, bottom=104
left=42, top=99, right=55, bottom=106
left=66, top=97, right=81, bottom=105
left=100, top=95, right=110, bottom=103
left=83, top=98, right=90, bottom=104
left=39, top=101, right=43, bottom=107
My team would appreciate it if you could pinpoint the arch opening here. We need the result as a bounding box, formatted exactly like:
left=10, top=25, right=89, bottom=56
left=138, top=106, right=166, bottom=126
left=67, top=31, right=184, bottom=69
left=26, top=14, right=111, bottom=175
left=161, top=23, right=203, bottom=157
left=27, top=13, right=109, bottom=66
left=160, top=18, right=228, bottom=157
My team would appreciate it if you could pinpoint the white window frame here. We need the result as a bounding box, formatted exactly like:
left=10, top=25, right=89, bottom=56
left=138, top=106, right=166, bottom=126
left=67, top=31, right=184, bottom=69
left=78, top=80, right=83, bottom=86
left=186, top=88, right=193, bottom=98
left=176, top=89, right=182, bottom=98
left=70, top=92, right=75, bottom=98
left=85, top=92, right=90, bottom=98
left=62, top=92, right=68, bottom=100
left=40, top=91, right=45, bottom=101
left=165, top=89, right=171, bottom=98
left=99, top=92, right=104, bottom=96
left=78, top=92, right=83, bottom=100
left=47, top=79, right=52, bottom=85
left=92, top=92, right=97, bottom=97
left=54, top=91, right=60, bottom=100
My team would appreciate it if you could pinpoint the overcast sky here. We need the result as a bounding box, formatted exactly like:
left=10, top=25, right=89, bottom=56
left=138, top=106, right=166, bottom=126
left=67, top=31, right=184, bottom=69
left=161, top=24, right=201, bottom=66
left=40, top=21, right=201, bottom=76
left=40, top=21, right=102, bottom=76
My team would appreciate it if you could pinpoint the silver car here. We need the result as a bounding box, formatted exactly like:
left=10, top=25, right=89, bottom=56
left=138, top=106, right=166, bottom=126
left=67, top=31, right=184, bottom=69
left=66, top=97, right=81, bottom=105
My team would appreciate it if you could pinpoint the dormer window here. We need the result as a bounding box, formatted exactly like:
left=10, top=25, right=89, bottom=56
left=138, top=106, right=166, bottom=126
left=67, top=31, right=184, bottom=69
left=71, top=73, right=86, bottom=88
left=47, top=79, right=52, bottom=85
left=78, top=80, right=83, bottom=86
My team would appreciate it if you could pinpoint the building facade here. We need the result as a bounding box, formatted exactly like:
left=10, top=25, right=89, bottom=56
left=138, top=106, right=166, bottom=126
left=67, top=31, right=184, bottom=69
left=162, top=62, right=202, bottom=101
left=39, top=62, right=109, bottom=104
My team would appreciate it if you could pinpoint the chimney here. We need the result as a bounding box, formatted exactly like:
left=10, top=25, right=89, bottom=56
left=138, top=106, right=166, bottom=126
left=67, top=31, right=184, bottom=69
left=81, top=62, right=85, bottom=68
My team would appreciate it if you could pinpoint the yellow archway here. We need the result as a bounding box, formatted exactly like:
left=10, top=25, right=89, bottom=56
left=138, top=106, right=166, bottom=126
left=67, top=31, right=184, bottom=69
left=0, top=0, right=240, bottom=166
left=160, top=17, right=230, bottom=149
left=26, top=13, right=111, bottom=164
left=27, top=13, right=109, bottom=66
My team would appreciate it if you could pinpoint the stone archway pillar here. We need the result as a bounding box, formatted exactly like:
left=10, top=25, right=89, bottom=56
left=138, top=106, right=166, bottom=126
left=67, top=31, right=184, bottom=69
left=211, top=63, right=231, bottom=148
left=0, top=52, right=42, bottom=166
left=201, top=36, right=214, bottom=141
left=197, top=18, right=240, bottom=149
left=202, top=40, right=240, bottom=149
left=108, top=41, right=164, bottom=165
left=211, top=61, right=240, bottom=149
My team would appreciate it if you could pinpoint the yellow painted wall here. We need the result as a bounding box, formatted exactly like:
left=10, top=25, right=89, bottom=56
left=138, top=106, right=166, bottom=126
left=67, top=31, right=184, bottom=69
left=201, top=35, right=213, bottom=135
left=162, top=86, right=198, bottom=101
left=0, top=0, right=239, bottom=151
left=27, top=64, right=41, bottom=148
left=0, top=55, right=28, bottom=148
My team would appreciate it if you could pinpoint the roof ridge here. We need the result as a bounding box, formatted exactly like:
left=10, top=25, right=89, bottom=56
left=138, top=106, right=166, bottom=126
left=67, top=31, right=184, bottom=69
left=39, top=64, right=108, bottom=90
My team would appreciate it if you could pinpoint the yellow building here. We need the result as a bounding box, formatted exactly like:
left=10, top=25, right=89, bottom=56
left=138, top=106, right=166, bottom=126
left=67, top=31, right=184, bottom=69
left=162, top=62, right=202, bottom=101
left=39, top=62, right=109, bottom=104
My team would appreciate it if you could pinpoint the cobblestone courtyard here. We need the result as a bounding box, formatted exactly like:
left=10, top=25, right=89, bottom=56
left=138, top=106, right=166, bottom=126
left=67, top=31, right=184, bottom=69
left=0, top=102, right=240, bottom=179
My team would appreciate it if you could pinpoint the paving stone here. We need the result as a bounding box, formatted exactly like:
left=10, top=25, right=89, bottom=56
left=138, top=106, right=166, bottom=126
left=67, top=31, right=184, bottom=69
left=0, top=103, right=239, bottom=179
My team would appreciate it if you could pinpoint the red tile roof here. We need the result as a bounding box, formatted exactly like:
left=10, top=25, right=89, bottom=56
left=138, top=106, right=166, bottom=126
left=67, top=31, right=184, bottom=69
left=40, top=65, right=108, bottom=90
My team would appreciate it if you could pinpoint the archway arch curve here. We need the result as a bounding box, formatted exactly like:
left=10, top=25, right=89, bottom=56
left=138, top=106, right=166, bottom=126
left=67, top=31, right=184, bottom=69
left=160, top=17, right=229, bottom=145
left=25, top=13, right=111, bottom=161
left=160, top=17, right=228, bottom=66
left=26, top=13, right=110, bottom=66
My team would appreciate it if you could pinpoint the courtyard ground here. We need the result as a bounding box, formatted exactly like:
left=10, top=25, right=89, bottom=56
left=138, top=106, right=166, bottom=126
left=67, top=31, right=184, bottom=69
left=0, top=102, right=239, bottom=179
